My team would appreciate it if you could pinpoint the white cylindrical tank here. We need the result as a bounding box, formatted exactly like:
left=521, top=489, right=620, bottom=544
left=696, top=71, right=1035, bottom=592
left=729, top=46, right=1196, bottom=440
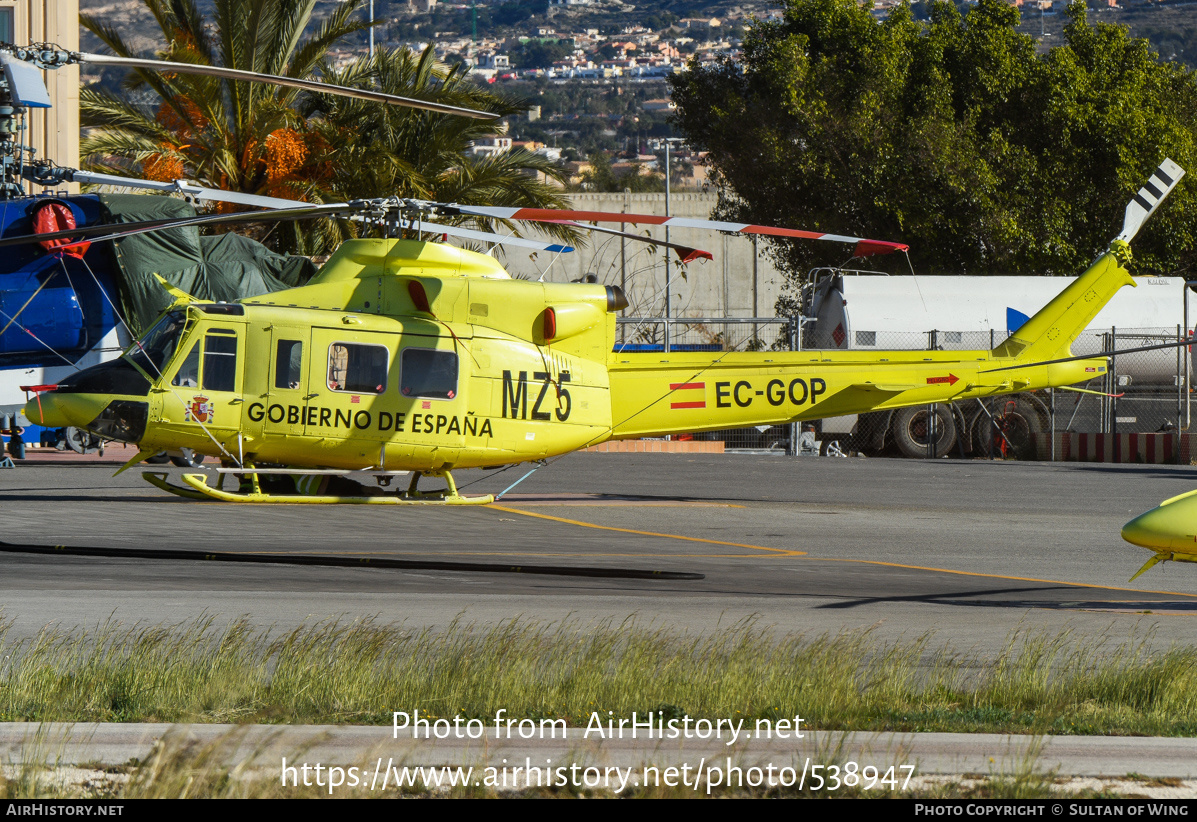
left=807, top=273, right=1192, bottom=385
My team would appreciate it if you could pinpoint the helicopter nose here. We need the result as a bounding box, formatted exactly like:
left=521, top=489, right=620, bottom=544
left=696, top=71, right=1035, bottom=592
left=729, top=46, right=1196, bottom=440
left=23, top=390, right=80, bottom=428
left=1121, top=490, right=1197, bottom=552
left=22, top=390, right=131, bottom=436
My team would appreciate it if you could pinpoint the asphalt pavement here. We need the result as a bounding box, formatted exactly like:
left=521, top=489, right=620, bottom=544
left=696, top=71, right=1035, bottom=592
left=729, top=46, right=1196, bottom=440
left=1, top=453, right=1195, bottom=651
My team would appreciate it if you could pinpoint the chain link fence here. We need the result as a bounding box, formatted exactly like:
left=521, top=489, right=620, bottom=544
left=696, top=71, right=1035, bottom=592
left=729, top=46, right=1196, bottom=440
left=617, top=318, right=1194, bottom=461
left=616, top=318, right=800, bottom=451
left=615, top=317, right=795, bottom=354
left=843, top=325, right=1191, bottom=462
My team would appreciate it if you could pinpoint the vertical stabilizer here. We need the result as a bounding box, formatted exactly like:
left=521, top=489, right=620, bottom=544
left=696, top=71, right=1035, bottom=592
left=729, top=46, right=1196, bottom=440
left=991, top=252, right=1135, bottom=361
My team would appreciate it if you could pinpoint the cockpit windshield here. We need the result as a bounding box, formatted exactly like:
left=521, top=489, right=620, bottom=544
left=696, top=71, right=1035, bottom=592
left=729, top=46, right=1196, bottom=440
left=124, top=310, right=189, bottom=377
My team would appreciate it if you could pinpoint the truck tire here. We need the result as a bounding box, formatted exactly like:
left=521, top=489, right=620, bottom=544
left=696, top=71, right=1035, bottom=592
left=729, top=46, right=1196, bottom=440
left=853, top=411, right=890, bottom=453
left=820, top=438, right=849, bottom=457
left=972, top=396, right=1045, bottom=460
left=893, top=406, right=956, bottom=459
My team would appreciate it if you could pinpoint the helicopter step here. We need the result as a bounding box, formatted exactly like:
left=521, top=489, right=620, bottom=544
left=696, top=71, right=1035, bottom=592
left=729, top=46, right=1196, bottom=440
left=141, top=468, right=494, bottom=505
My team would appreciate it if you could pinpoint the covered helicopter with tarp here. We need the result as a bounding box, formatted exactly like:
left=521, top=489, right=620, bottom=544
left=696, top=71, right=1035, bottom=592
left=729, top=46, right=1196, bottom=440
left=0, top=192, right=315, bottom=453
left=96, top=194, right=315, bottom=334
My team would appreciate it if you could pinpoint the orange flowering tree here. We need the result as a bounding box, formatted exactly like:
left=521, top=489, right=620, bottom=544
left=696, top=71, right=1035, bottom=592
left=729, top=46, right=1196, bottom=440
left=81, top=0, right=371, bottom=233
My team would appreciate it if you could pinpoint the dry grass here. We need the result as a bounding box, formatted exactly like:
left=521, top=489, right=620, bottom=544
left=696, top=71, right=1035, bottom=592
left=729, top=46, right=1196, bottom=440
left=0, top=615, right=1194, bottom=736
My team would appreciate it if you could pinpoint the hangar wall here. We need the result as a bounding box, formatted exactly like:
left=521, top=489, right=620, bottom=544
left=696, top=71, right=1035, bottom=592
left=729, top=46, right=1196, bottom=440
left=496, top=192, right=789, bottom=320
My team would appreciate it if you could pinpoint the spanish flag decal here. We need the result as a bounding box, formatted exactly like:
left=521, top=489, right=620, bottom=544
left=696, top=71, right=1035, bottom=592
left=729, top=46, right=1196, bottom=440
left=670, top=382, right=706, bottom=410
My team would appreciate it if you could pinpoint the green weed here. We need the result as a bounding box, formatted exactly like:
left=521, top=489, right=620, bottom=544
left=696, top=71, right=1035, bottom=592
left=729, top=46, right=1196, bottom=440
left=0, top=617, right=1193, bottom=736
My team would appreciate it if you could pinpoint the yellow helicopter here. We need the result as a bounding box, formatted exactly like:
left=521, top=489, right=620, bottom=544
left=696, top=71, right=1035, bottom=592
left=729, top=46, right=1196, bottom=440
left=16, top=160, right=1185, bottom=506
left=1122, top=493, right=1197, bottom=581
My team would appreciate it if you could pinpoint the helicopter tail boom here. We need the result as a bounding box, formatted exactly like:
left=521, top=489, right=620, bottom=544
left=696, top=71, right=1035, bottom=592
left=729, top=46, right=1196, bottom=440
left=602, top=347, right=1094, bottom=440
left=602, top=253, right=1137, bottom=440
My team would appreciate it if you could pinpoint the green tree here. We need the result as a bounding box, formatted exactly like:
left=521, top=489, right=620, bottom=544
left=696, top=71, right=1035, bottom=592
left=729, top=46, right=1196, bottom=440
left=670, top=0, right=1197, bottom=282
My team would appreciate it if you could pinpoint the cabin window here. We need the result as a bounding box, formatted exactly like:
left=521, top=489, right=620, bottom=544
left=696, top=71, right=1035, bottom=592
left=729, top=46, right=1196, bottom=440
left=327, top=342, right=388, bottom=394
left=401, top=348, right=458, bottom=400
left=203, top=334, right=238, bottom=392
left=274, top=340, right=303, bottom=389
left=855, top=331, right=876, bottom=347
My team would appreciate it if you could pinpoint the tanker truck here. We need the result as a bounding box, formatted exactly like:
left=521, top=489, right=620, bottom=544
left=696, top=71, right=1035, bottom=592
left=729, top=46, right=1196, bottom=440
left=801, top=270, right=1195, bottom=459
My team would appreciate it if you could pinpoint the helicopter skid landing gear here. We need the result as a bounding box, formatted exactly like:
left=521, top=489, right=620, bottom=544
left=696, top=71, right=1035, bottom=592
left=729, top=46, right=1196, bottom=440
left=140, top=469, right=494, bottom=505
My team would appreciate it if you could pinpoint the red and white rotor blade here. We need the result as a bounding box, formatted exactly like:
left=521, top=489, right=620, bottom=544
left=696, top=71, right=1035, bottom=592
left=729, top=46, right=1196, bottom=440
left=539, top=219, right=712, bottom=264
left=453, top=206, right=908, bottom=257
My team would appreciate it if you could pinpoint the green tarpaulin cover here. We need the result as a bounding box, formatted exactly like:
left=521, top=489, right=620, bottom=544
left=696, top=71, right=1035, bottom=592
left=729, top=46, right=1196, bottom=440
left=98, top=194, right=316, bottom=334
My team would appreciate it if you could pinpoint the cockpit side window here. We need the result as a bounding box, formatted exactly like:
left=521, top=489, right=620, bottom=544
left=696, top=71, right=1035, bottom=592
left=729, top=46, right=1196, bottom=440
left=126, top=310, right=188, bottom=377
left=170, top=343, right=201, bottom=387
left=165, top=331, right=238, bottom=391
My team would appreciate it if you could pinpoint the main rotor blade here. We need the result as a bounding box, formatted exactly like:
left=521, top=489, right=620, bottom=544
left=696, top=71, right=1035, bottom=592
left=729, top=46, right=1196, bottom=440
left=394, top=218, right=573, bottom=253
left=447, top=206, right=909, bottom=256
left=0, top=198, right=576, bottom=256
left=63, top=169, right=310, bottom=209
left=0, top=203, right=353, bottom=249
left=539, top=219, right=712, bottom=263
left=76, top=52, right=499, bottom=120
left=64, top=176, right=572, bottom=253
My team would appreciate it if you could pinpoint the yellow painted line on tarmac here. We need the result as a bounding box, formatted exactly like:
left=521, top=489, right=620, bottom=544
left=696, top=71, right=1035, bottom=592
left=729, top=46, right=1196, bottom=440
left=490, top=506, right=1195, bottom=597
left=232, top=546, right=1197, bottom=596
left=498, top=501, right=745, bottom=508
left=804, top=556, right=1197, bottom=600
left=488, top=504, right=805, bottom=557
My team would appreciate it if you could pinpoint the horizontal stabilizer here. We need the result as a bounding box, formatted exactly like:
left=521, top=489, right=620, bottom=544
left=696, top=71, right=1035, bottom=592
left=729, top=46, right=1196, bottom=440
left=809, top=384, right=918, bottom=418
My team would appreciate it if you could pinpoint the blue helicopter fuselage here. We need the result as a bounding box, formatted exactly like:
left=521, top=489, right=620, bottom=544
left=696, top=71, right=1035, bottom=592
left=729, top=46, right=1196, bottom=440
left=0, top=194, right=124, bottom=423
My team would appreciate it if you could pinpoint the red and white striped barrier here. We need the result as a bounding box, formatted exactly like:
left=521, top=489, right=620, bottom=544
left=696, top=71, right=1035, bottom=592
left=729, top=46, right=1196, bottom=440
left=1032, top=432, right=1196, bottom=464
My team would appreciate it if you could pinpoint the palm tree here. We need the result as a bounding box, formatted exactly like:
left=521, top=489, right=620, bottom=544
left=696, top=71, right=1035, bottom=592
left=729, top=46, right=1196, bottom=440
left=292, top=46, right=574, bottom=254
left=81, top=0, right=370, bottom=204
left=80, top=0, right=573, bottom=254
